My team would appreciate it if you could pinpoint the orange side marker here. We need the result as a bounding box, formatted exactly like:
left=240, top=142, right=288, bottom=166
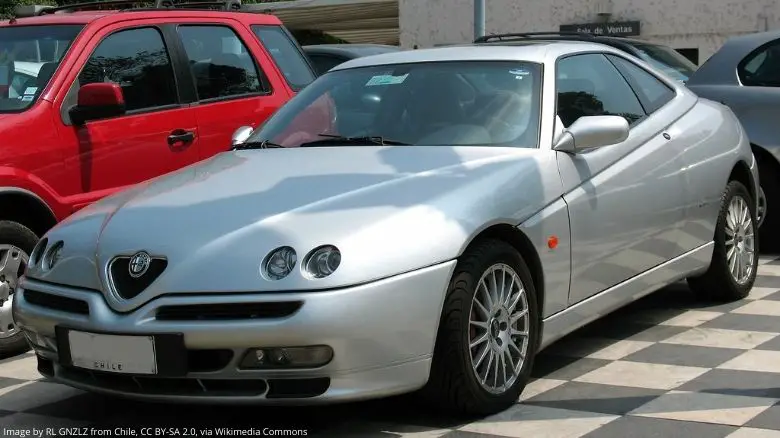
left=547, top=235, right=559, bottom=249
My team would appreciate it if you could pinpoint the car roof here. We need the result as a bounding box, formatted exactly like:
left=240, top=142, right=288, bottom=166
left=332, top=40, right=624, bottom=70
left=687, top=29, right=780, bottom=86
left=1, top=9, right=282, bottom=26
left=303, top=44, right=401, bottom=58
left=475, top=34, right=662, bottom=50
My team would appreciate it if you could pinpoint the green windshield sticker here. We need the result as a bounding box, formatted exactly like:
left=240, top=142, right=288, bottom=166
left=365, top=73, right=409, bottom=86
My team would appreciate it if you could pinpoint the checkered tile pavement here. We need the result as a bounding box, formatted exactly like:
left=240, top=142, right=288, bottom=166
left=3, top=257, right=780, bottom=437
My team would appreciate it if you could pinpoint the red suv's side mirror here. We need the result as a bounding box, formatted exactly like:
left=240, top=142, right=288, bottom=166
left=69, top=82, right=126, bottom=125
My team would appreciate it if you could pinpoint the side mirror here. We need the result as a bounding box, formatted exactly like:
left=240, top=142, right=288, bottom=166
left=231, top=126, right=254, bottom=146
left=553, top=115, right=629, bottom=153
left=69, top=83, right=126, bottom=125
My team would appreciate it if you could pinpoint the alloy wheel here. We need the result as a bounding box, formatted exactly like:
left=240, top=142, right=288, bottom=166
left=725, top=195, right=756, bottom=285
left=0, top=245, right=29, bottom=339
left=468, top=263, right=530, bottom=394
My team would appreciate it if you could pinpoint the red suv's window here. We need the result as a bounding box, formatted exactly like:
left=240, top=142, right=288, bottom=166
left=177, top=25, right=270, bottom=101
left=251, top=25, right=315, bottom=91
left=77, top=27, right=179, bottom=112
left=0, top=24, right=83, bottom=113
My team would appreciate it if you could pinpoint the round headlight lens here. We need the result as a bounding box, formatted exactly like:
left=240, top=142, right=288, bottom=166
left=42, top=241, right=63, bottom=271
left=262, top=246, right=297, bottom=280
left=303, top=245, right=341, bottom=279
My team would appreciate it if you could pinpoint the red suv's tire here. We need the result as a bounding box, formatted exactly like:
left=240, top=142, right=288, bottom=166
left=0, top=221, right=36, bottom=357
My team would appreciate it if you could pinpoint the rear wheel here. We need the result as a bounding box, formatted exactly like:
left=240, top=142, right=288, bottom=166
left=688, top=181, right=757, bottom=302
left=422, top=239, right=539, bottom=416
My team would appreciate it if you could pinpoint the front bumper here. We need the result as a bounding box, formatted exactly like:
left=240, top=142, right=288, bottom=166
left=13, top=261, right=456, bottom=404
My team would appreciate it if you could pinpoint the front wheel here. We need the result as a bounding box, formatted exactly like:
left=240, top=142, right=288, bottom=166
left=422, top=239, right=539, bottom=416
left=688, top=181, right=758, bottom=302
left=0, top=220, right=36, bottom=357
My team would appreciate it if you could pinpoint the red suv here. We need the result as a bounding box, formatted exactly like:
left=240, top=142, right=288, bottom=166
left=0, top=0, right=316, bottom=355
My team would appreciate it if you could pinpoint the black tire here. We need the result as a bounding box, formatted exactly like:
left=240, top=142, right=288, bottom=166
left=688, top=181, right=758, bottom=302
left=421, top=239, right=539, bottom=416
left=0, top=220, right=37, bottom=357
left=758, top=161, right=780, bottom=252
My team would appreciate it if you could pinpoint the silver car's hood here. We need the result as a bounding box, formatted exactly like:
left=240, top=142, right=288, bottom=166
left=31, top=146, right=562, bottom=307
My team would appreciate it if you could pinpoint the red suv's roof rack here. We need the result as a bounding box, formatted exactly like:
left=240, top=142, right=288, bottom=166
left=14, top=0, right=242, bottom=17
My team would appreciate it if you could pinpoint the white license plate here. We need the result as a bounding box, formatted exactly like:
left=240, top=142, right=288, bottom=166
left=68, top=331, right=157, bottom=375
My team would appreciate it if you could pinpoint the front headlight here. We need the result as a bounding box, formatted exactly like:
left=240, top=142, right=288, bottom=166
left=303, top=245, right=341, bottom=279
left=262, top=246, right=297, bottom=280
left=28, top=237, right=48, bottom=269
left=41, top=240, right=63, bottom=272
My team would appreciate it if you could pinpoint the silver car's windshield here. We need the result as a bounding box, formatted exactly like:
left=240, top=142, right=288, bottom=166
left=250, top=61, right=542, bottom=148
left=0, top=25, right=84, bottom=113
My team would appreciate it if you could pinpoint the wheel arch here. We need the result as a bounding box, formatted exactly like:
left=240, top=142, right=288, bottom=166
left=463, top=223, right=545, bottom=335
left=729, top=158, right=757, bottom=203
left=752, top=143, right=780, bottom=180
left=0, top=188, right=58, bottom=238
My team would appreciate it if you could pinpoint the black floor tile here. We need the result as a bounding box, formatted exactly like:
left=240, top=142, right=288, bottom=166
left=701, top=313, right=780, bottom=333
left=676, top=369, right=780, bottom=399
left=580, top=416, right=736, bottom=438
left=745, top=402, right=780, bottom=431
left=522, top=381, right=664, bottom=415
left=622, top=343, right=743, bottom=368
left=531, top=355, right=611, bottom=380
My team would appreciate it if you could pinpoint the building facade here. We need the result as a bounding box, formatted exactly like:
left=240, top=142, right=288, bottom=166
left=399, top=0, right=780, bottom=64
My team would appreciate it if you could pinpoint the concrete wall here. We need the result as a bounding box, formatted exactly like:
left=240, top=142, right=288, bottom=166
left=399, top=0, right=780, bottom=63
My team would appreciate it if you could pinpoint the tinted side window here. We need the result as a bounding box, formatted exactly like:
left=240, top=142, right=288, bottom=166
left=251, top=25, right=316, bottom=91
left=607, top=55, right=675, bottom=113
left=308, top=54, right=347, bottom=75
left=556, top=53, right=646, bottom=127
left=79, top=27, right=177, bottom=112
left=177, top=25, right=267, bottom=101
left=739, top=40, right=780, bottom=87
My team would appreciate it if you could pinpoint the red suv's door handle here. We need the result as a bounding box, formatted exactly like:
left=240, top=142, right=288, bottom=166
left=167, top=129, right=195, bottom=146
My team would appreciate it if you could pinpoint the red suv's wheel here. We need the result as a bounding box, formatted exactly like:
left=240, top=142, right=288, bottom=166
left=0, top=221, right=36, bottom=357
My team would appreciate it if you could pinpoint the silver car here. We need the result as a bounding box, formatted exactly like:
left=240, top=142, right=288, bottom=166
left=14, top=41, right=759, bottom=416
left=685, top=29, right=780, bottom=249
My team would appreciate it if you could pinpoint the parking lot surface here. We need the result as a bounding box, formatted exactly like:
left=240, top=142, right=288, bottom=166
left=2, top=256, right=780, bottom=437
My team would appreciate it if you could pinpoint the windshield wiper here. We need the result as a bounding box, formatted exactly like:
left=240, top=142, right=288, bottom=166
left=231, top=140, right=285, bottom=151
left=299, top=134, right=411, bottom=148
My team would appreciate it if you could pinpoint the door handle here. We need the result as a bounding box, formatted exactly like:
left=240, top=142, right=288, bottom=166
left=167, top=129, right=195, bottom=146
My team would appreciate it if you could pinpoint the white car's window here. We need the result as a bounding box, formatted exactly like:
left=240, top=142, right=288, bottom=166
left=308, top=54, right=347, bottom=75
left=0, top=25, right=83, bottom=113
left=631, top=42, right=697, bottom=82
left=606, top=54, right=676, bottom=114
left=556, top=53, right=646, bottom=128
left=250, top=61, right=543, bottom=148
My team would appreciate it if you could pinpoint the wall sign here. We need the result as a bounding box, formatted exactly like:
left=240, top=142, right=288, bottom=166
left=559, top=21, right=641, bottom=37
